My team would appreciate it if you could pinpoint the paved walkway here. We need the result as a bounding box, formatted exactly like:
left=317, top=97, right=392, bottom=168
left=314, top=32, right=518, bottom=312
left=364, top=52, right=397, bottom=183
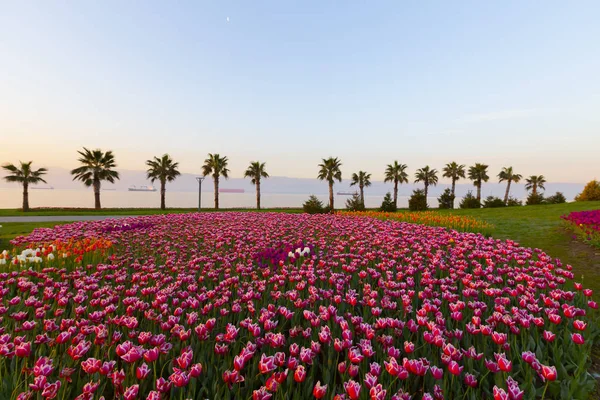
left=0, top=215, right=135, bottom=223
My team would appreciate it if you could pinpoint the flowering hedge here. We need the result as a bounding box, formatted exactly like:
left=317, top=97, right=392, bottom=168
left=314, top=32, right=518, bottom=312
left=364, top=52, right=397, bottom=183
left=338, top=211, right=493, bottom=235
left=0, top=213, right=597, bottom=399
left=562, top=209, right=600, bottom=249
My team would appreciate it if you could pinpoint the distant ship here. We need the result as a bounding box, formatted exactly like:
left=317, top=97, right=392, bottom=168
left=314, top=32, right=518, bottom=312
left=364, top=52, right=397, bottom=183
left=31, top=186, right=54, bottom=190
left=128, top=185, right=157, bottom=192
left=337, top=191, right=358, bottom=196
left=219, top=188, right=244, bottom=193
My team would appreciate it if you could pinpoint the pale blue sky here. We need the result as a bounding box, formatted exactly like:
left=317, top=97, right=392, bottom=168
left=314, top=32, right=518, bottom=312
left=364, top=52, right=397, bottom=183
left=1, top=1, right=599, bottom=182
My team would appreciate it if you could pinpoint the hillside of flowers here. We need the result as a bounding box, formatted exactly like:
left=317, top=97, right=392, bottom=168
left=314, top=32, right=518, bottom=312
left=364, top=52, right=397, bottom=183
left=562, top=209, right=600, bottom=249
left=338, top=211, right=493, bottom=235
left=0, top=213, right=597, bottom=399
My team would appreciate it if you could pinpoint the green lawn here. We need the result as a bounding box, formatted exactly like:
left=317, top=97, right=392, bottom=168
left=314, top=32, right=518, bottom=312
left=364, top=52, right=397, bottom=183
left=0, top=221, right=71, bottom=248
left=0, top=207, right=304, bottom=216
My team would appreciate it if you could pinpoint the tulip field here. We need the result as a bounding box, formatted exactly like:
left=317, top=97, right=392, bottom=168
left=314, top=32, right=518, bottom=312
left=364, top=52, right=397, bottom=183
left=0, top=212, right=598, bottom=399
left=562, top=209, right=600, bottom=249
left=337, top=211, right=493, bottom=235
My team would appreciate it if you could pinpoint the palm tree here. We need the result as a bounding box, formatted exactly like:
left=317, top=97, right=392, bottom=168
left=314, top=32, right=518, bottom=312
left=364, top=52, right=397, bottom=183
left=498, top=167, right=522, bottom=204
left=202, top=153, right=230, bottom=209
left=317, top=157, right=342, bottom=210
left=71, top=148, right=119, bottom=209
left=442, top=162, right=466, bottom=206
left=384, top=161, right=408, bottom=209
left=244, top=161, right=269, bottom=210
left=2, top=161, right=47, bottom=212
left=414, top=166, right=438, bottom=199
left=467, top=163, right=489, bottom=203
left=525, top=175, right=546, bottom=196
left=350, top=171, right=372, bottom=206
left=146, top=154, right=181, bottom=210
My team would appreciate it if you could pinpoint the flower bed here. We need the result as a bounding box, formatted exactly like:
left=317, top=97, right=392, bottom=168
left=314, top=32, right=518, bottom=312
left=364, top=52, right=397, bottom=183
left=0, top=213, right=596, bottom=399
left=561, top=209, right=600, bottom=249
left=338, top=210, right=493, bottom=235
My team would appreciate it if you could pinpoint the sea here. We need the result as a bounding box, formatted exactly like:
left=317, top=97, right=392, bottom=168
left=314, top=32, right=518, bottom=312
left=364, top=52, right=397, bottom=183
left=0, top=187, right=441, bottom=209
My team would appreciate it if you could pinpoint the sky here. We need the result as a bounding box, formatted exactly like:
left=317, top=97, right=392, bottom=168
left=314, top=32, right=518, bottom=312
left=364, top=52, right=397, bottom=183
left=1, top=1, right=599, bottom=183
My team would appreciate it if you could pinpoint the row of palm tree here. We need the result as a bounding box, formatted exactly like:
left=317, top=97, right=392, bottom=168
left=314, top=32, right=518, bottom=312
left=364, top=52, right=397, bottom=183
left=315, top=158, right=546, bottom=209
left=1, top=150, right=265, bottom=211
left=2, top=149, right=547, bottom=211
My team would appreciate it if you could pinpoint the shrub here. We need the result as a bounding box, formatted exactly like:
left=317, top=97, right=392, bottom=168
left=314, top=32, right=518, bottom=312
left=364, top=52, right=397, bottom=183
left=459, top=191, right=481, bottom=209
left=379, top=192, right=397, bottom=212
left=526, top=192, right=545, bottom=205
left=303, top=195, right=327, bottom=214
left=545, top=192, right=567, bottom=204
left=345, top=193, right=365, bottom=211
left=408, top=189, right=428, bottom=211
left=575, top=180, right=600, bottom=201
left=437, top=188, right=455, bottom=209
left=483, top=196, right=505, bottom=208
left=506, top=197, right=523, bottom=207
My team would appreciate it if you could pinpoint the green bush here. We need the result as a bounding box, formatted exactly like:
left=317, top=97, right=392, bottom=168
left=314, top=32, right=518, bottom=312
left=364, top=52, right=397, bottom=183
left=303, top=195, right=328, bottom=214
left=379, top=192, right=397, bottom=212
left=345, top=193, right=366, bottom=211
left=575, top=180, right=600, bottom=201
left=545, top=192, right=567, bottom=204
left=483, top=196, right=505, bottom=208
left=526, top=192, right=545, bottom=205
left=459, top=191, right=481, bottom=209
left=506, top=196, right=523, bottom=207
left=408, top=189, right=428, bottom=211
left=437, top=188, right=455, bottom=209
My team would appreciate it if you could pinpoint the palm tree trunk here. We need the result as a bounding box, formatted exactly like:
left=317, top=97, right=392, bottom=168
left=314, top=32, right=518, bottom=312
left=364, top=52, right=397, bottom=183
left=256, top=181, right=261, bottom=210
left=504, top=181, right=511, bottom=204
left=94, top=180, right=101, bottom=209
left=532, top=184, right=537, bottom=196
left=476, top=183, right=481, bottom=203
left=160, top=180, right=166, bottom=210
left=214, top=177, right=219, bottom=209
left=393, top=180, right=398, bottom=209
left=451, top=179, right=456, bottom=209
left=22, top=183, right=29, bottom=212
left=360, top=183, right=365, bottom=205
left=329, top=182, right=334, bottom=210
left=424, top=183, right=428, bottom=199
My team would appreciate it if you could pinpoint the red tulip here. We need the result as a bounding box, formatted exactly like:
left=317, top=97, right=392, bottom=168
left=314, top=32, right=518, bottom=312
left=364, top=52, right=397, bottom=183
left=344, top=379, right=361, bottom=400
left=41, top=381, right=61, bottom=399
left=136, top=363, right=151, bottom=380
left=493, top=386, right=509, bottom=400
left=259, top=354, right=276, bottom=374
left=447, top=360, right=463, bottom=376
left=540, top=365, right=557, bottom=381
left=313, top=381, right=327, bottom=399
left=573, top=320, right=587, bottom=331
left=572, top=333, right=585, bottom=344
left=542, top=331, right=556, bottom=342
left=123, top=384, right=139, bottom=400
left=294, top=365, right=306, bottom=383
left=15, top=342, right=31, bottom=358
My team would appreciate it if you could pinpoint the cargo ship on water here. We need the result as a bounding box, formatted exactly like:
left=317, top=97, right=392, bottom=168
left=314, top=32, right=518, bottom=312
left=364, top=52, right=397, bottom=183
left=128, top=185, right=157, bottom=192
left=219, top=188, right=244, bottom=193
left=337, top=191, right=358, bottom=196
